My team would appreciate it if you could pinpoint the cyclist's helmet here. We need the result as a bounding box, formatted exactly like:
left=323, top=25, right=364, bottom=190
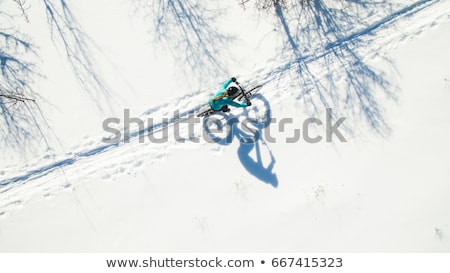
left=227, top=86, right=239, bottom=97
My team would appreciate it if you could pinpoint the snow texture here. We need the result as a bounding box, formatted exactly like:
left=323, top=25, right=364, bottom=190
left=0, top=0, right=450, bottom=252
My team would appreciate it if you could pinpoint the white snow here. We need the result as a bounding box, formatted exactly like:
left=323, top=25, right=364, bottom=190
left=1, top=0, right=450, bottom=252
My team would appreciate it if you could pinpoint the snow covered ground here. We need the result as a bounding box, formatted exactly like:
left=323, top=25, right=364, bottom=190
left=1, top=0, right=450, bottom=252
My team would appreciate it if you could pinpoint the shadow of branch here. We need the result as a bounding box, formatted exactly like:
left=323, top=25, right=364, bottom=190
left=41, top=0, right=113, bottom=111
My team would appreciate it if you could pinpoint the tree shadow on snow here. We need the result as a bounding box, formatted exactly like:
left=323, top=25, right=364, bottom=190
left=204, top=94, right=278, bottom=187
left=258, top=0, right=431, bottom=136
left=0, top=6, right=49, bottom=153
left=42, top=0, right=114, bottom=111
left=1, top=1, right=115, bottom=156
left=135, top=0, right=234, bottom=85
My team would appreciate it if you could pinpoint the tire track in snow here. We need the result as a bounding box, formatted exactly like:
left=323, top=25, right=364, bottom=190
left=1, top=104, right=203, bottom=187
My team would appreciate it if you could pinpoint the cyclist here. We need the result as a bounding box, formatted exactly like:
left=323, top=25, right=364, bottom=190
left=209, top=77, right=251, bottom=113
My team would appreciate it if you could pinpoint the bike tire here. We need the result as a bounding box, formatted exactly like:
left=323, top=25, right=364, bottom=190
left=237, top=84, right=263, bottom=101
left=197, top=108, right=215, bottom=117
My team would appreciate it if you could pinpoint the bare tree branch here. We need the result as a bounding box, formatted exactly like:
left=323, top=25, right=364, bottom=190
left=13, top=0, right=30, bottom=23
left=0, top=93, right=35, bottom=103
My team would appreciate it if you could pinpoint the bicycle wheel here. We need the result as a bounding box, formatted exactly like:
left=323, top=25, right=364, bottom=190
left=237, top=84, right=263, bottom=101
left=197, top=107, right=215, bottom=117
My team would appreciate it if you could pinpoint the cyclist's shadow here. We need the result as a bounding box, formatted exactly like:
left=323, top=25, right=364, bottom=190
left=204, top=94, right=278, bottom=188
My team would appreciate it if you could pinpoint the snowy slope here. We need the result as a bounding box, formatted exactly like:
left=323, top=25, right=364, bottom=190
left=1, top=0, right=450, bottom=251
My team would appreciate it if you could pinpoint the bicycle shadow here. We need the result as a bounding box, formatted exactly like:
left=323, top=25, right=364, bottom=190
left=236, top=130, right=278, bottom=188
left=204, top=94, right=278, bottom=187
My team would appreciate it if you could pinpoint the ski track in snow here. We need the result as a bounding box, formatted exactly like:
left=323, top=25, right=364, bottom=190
left=1, top=0, right=449, bottom=217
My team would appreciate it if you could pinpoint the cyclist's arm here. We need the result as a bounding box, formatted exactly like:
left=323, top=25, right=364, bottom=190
left=220, top=78, right=233, bottom=90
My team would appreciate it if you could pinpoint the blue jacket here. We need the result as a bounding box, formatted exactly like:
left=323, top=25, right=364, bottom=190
left=209, top=78, right=248, bottom=111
